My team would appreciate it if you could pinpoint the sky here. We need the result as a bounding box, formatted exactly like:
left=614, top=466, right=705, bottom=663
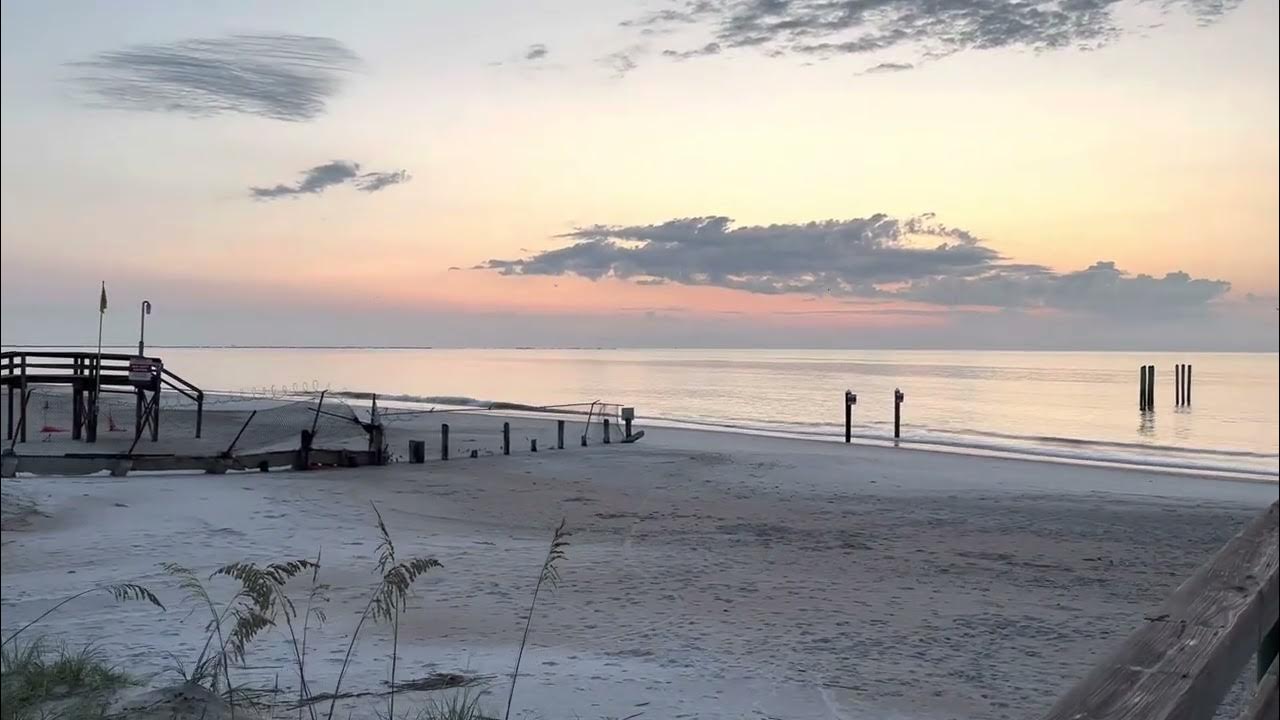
left=1, top=0, right=1277, bottom=350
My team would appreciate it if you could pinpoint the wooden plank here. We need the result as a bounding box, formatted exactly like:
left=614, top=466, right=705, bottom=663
left=1044, top=501, right=1279, bottom=720
left=1243, top=660, right=1277, bottom=720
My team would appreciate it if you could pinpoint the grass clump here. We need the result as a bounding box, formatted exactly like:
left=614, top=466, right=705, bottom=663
left=414, top=688, right=488, bottom=720
left=0, top=638, right=133, bottom=720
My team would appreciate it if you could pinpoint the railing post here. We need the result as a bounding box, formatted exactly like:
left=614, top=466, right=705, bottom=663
left=7, top=357, right=15, bottom=440
left=19, top=356, right=28, bottom=443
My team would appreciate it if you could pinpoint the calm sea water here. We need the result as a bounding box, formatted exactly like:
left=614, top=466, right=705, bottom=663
left=125, top=348, right=1279, bottom=478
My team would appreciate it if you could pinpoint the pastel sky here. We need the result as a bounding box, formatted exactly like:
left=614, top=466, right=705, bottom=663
left=1, top=0, right=1277, bottom=349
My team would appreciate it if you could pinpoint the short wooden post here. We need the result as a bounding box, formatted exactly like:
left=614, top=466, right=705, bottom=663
left=603, top=418, right=611, bottom=444
left=408, top=439, right=425, bottom=464
left=296, top=429, right=315, bottom=470
left=622, top=407, right=635, bottom=438
left=1177, top=361, right=1187, bottom=407
left=530, top=438, right=538, bottom=452
left=557, top=420, right=565, bottom=449
left=441, top=423, right=450, bottom=460
left=502, top=422, right=510, bottom=455
left=893, top=388, right=904, bottom=440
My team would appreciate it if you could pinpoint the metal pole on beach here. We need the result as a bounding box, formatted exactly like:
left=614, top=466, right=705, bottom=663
left=137, top=300, right=151, bottom=356
left=91, top=282, right=106, bottom=443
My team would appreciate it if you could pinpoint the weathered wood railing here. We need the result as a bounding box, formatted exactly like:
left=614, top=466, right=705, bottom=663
left=1044, top=500, right=1278, bottom=719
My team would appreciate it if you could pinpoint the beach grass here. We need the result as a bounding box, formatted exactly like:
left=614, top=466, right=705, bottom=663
left=0, top=637, right=133, bottom=720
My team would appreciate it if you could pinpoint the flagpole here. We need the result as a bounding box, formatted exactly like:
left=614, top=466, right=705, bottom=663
left=94, top=281, right=105, bottom=439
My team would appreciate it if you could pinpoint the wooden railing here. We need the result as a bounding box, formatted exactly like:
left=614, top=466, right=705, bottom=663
left=1044, top=501, right=1279, bottom=719
left=1, top=349, right=205, bottom=441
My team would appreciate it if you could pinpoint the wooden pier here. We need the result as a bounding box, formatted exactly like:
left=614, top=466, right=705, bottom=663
left=1, top=349, right=204, bottom=444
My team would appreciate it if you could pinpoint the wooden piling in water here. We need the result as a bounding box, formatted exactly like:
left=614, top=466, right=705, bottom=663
left=1140, top=366, right=1148, bottom=411
left=1172, top=361, right=1182, bottom=407
left=1147, top=364, right=1155, bottom=410
left=441, top=423, right=450, bottom=460
left=1186, top=364, right=1192, bottom=406
left=502, top=422, right=510, bottom=455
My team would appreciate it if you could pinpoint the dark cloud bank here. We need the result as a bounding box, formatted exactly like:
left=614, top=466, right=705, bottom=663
left=625, top=0, right=1241, bottom=71
left=250, top=161, right=410, bottom=200
left=69, top=34, right=358, bottom=121
left=480, top=214, right=1231, bottom=315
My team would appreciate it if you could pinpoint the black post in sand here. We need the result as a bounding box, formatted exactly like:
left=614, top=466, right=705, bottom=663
left=603, top=418, right=611, bottom=444
left=502, top=422, right=510, bottom=455
left=844, top=390, right=857, bottom=443
left=893, top=388, right=904, bottom=440
left=441, top=423, right=450, bottom=460
left=557, top=419, right=565, bottom=449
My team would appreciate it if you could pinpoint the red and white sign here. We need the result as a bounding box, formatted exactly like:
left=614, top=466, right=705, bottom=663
left=128, top=358, right=155, bottom=384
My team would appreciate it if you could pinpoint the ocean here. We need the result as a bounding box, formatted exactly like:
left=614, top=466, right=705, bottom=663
left=99, top=347, right=1279, bottom=479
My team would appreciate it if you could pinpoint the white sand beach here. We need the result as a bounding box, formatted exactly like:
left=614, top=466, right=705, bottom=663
left=2, top=414, right=1276, bottom=719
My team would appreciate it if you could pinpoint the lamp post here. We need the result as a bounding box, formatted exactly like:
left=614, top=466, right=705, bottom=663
left=138, top=300, right=152, bottom=356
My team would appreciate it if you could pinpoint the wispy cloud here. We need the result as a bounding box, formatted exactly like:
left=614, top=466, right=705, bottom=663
left=479, top=214, right=1230, bottom=315
left=598, top=45, right=648, bottom=77
left=68, top=34, right=358, bottom=121
left=524, top=43, right=549, bottom=61
left=250, top=161, right=411, bottom=200
left=623, top=0, right=1242, bottom=73
left=861, top=62, right=914, bottom=75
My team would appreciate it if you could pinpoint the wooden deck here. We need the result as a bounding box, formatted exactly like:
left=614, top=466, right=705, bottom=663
left=1044, top=501, right=1279, bottom=719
